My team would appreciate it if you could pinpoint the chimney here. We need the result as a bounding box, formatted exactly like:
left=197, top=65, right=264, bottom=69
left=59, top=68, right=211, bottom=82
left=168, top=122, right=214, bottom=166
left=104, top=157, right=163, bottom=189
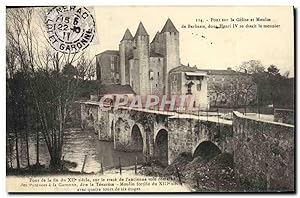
left=227, top=67, right=232, bottom=70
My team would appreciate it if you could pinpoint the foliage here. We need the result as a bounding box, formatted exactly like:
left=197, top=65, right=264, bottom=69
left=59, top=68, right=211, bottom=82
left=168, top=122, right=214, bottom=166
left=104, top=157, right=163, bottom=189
left=6, top=7, right=95, bottom=170
left=211, top=60, right=293, bottom=109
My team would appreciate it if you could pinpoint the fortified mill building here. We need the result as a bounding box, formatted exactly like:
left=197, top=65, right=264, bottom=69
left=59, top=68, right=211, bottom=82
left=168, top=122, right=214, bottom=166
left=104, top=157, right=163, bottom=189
left=96, top=18, right=208, bottom=109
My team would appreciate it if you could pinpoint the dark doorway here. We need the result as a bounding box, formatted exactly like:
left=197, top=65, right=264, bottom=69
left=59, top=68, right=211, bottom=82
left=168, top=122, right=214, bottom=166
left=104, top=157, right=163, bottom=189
left=131, top=124, right=143, bottom=152
left=154, top=129, right=168, bottom=166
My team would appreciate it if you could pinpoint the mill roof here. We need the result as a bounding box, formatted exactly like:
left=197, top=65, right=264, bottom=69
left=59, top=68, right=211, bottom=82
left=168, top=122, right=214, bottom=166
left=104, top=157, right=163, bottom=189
left=169, top=64, right=200, bottom=73
left=197, top=69, right=247, bottom=75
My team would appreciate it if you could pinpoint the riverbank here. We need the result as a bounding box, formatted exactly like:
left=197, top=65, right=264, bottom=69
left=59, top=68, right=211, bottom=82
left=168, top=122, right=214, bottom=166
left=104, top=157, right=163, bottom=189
left=137, top=152, right=239, bottom=192
left=6, top=154, right=238, bottom=192
left=7, top=128, right=145, bottom=174
left=7, top=127, right=236, bottom=192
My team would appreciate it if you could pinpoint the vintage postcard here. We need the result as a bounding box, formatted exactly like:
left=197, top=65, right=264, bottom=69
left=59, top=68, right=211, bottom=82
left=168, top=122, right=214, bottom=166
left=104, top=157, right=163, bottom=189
left=6, top=6, right=295, bottom=193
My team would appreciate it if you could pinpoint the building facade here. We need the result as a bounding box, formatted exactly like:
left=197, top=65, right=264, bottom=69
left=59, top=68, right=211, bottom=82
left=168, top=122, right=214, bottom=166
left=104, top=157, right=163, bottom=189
left=198, top=68, right=257, bottom=108
left=168, top=65, right=208, bottom=110
left=96, top=50, right=120, bottom=84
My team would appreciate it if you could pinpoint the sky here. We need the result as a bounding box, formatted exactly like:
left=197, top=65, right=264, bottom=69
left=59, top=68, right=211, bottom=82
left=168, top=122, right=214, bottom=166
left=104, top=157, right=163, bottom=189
left=70, top=6, right=295, bottom=77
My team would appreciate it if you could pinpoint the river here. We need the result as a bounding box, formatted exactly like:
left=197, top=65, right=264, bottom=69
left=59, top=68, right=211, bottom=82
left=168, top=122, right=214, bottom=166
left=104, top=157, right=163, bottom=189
left=7, top=128, right=145, bottom=173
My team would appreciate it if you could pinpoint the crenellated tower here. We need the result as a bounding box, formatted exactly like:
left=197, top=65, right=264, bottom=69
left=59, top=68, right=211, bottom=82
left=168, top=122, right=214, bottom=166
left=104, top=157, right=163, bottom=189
left=132, top=22, right=150, bottom=95
left=160, top=18, right=180, bottom=94
left=119, top=28, right=133, bottom=85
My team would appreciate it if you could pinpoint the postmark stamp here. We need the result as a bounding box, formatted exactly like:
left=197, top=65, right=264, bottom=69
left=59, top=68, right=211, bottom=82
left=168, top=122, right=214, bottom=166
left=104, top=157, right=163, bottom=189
left=46, top=6, right=96, bottom=54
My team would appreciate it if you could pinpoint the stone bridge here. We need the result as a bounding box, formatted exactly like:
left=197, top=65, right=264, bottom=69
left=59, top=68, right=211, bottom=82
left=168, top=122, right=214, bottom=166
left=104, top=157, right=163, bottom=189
left=79, top=101, right=295, bottom=191
left=80, top=101, right=233, bottom=165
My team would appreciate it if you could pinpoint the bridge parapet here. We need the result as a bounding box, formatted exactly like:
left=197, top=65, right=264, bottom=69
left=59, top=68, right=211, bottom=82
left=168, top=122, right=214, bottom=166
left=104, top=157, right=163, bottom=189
left=233, top=111, right=294, bottom=191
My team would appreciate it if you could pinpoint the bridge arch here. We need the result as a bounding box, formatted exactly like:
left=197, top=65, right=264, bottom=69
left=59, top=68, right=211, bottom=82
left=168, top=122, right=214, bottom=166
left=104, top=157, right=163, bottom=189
left=154, top=126, right=168, bottom=143
left=130, top=124, right=145, bottom=152
left=154, top=129, right=168, bottom=166
left=193, top=141, right=221, bottom=161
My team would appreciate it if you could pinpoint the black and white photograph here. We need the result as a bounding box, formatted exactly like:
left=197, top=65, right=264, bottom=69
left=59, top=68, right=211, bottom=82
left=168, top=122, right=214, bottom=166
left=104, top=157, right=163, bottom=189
left=5, top=6, right=295, bottom=193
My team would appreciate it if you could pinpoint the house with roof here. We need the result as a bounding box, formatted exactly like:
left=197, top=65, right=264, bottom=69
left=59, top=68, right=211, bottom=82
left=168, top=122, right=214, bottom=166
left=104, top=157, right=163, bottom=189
left=168, top=65, right=208, bottom=110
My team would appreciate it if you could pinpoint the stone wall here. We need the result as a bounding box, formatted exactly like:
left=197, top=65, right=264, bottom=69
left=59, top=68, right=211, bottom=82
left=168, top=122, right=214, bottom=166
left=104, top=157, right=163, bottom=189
left=81, top=103, right=98, bottom=131
left=81, top=103, right=113, bottom=141
left=167, top=117, right=233, bottom=164
left=96, top=53, right=120, bottom=84
left=232, top=111, right=294, bottom=191
left=149, top=57, right=164, bottom=95
left=112, top=109, right=157, bottom=154
left=96, top=109, right=111, bottom=141
left=274, top=108, right=294, bottom=125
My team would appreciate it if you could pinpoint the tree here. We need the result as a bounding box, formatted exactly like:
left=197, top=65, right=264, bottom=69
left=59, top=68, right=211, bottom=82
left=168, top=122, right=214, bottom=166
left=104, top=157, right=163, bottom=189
left=267, top=65, right=281, bottom=77
left=211, top=84, right=228, bottom=107
left=237, top=60, right=268, bottom=112
left=238, top=60, right=265, bottom=74
left=6, top=7, right=95, bottom=170
left=62, top=64, right=77, bottom=77
left=76, top=52, right=96, bottom=80
left=236, top=61, right=293, bottom=112
left=266, top=65, right=293, bottom=108
left=210, top=71, right=256, bottom=112
left=7, top=7, right=41, bottom=169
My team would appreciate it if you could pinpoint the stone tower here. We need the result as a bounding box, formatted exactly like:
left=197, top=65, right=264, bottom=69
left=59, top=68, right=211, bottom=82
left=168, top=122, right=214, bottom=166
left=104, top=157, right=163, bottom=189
left=119, top=28, right=133, bottom=85
left=160, top=18, right=180, bottom=94
left=133, top=22, right=150, bottom=95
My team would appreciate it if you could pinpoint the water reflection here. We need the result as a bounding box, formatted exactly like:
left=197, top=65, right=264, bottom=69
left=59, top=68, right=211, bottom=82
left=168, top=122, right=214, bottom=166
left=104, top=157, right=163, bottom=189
left=7, top=128, right=145, bottom=173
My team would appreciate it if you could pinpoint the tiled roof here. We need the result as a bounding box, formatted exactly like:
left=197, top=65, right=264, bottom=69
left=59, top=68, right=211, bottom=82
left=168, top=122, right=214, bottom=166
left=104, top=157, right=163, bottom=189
left=169, top=64, right=200, bottom=73
left=197, top=69, right=246, bottom=75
